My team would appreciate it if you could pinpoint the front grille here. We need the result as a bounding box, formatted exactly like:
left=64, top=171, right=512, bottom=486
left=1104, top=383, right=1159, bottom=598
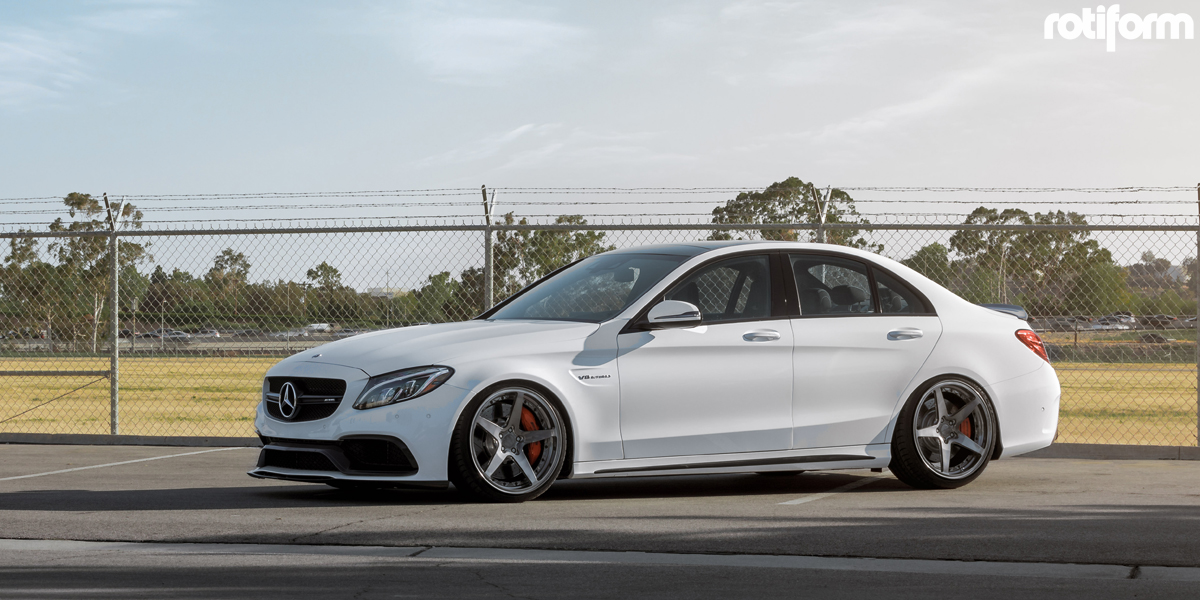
left=265, top=377, right=348, bottom=423
left=265, top=402, right=340, bottom=422
left=267, top=377, right=346, bottom=396
left=262, top=449, right=338, bottom=471
left=258, top=436, right=419, bottom=476
left=342, top=438, right=417, bottom=473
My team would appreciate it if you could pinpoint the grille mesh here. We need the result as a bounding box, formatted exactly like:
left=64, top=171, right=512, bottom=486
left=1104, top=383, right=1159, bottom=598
left=341, top=438, right=416, bottom=473
left=262, top=449, right=338, bottom=471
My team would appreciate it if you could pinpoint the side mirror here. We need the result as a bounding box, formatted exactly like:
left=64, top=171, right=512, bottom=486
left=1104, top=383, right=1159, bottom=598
left=646, top=300, right=702, bottom=329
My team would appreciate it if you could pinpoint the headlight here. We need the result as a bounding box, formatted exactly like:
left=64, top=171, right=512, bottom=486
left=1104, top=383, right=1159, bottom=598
left=352, top=366, right=454, bottom=410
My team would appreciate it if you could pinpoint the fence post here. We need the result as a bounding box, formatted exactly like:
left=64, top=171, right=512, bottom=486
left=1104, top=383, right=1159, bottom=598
left=482, top=185, right=494, bottom=312
left=815, top=185, right=830, bottom=244
left=107, top=196, right=120, bottom=435
left=1195, top=183, right=1199, bottom=446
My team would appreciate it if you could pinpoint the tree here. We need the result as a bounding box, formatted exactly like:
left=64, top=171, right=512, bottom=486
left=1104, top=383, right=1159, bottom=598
left=305, top=262, right=343, bottom=290
left=1066, top=261, right=1132, bottom=316
left=901, top=243, right=953, bottom=287
left=207, top=248, right=248, bottom=310
left=43, top=193, right=147, bottom=351
left=414, top=272, right=459, bottom=323
left=709, top=177, right=878, bottom=250
left=1127, top=252, right=1176, bottom=291
left=208, top=248, right=250, bottom=284
left=949, top=207, right=1116, bottom=309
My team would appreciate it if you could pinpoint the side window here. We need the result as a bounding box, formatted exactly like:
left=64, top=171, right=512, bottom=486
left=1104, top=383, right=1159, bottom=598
left=665, top=255, right=773, bottom=323
left=789, top=254, right=874, bottom=315
left=874, top=269, right=930, bottom=314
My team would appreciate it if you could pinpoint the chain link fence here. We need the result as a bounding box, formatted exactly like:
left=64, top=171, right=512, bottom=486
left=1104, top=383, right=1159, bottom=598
left=0, top=221, right=1197, bottom=447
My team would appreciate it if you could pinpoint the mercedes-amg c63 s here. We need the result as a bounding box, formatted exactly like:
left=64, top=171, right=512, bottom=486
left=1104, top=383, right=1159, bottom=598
left=249, top=241, right=1060, bottom=502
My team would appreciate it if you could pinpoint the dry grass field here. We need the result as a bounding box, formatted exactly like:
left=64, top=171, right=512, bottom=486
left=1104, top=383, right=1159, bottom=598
left=0, top=357, right=1196, bottom=446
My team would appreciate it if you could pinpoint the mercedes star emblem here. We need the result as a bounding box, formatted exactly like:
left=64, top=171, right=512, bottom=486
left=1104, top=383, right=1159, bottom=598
left=278, top=382, right=299, bottom=420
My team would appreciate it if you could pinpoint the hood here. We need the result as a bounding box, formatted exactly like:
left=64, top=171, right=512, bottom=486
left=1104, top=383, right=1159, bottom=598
left=287, top=320, right=600, bottom=377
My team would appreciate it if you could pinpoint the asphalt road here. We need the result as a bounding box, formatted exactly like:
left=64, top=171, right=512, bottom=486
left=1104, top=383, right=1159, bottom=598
left=1, top=444, right=1199, bottom=598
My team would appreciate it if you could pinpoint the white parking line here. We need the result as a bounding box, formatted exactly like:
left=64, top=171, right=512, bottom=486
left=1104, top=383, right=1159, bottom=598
left=778, top=474, right=881, bottom=505
left=0, top=447, right=245, bottom=482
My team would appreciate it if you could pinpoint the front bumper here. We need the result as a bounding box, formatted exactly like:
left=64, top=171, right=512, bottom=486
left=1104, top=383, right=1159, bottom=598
left=248, top=435, right=448, bottom=489
left=252, top=360, right=471, bottom=484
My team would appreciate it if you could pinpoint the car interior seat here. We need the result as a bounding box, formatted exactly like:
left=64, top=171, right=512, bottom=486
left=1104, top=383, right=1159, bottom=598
left=799, top=288, right=831, bottom=315
left=829, top=285, right=868, bottom=312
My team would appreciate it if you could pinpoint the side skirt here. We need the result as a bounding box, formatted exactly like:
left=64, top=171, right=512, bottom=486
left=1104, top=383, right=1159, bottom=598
left=572, top=445, right=890, bottom=478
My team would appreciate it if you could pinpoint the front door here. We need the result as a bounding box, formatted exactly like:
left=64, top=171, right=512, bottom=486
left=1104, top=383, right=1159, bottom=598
left=617, top=254, right=794, bottom=459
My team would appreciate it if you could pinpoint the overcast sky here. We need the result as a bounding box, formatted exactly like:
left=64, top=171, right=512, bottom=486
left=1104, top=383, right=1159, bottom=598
left=0, top=0, right=1197, bottom=236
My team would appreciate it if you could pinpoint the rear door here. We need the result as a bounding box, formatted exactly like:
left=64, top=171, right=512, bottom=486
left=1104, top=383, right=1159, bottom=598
left=787, top=253, right=941, bottom=449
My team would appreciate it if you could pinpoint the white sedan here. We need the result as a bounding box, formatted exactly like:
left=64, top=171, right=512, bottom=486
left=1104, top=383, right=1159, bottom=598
left=250, top=242, right=1060, bottom=502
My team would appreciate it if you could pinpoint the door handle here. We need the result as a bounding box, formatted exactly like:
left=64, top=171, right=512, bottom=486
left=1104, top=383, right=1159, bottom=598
left=743, top=330, right=781, bottom=342
left=887, top=328, right=923, bottom=341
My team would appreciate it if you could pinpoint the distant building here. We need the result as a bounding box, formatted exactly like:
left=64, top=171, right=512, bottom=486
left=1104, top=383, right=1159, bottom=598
left=368, top=287, right=408, bottom=299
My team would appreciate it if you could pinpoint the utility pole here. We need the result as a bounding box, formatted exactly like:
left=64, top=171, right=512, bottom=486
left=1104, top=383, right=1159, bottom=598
left=482, top=185, right=495, bottom=312
left=815, top=185, right=831, bottom=244
left=104, top=193, right=120, bottom=435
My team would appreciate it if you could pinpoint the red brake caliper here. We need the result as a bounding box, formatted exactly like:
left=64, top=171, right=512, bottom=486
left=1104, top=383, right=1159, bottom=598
left=959, top=417, right=973, bottom=438
left=520, top=407, right=542, bottom=464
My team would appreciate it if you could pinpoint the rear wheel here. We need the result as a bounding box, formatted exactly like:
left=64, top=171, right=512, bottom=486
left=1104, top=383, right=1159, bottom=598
left=449, top=385, right=567, bottom=503
left=890, top=378, right=996, bottom=489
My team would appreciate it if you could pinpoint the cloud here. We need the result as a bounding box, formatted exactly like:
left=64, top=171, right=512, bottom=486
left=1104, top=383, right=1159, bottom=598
left=412, top=125, right=692, bottom=172
left=414, top=123, right=561, bottom=167
left=75, top=0, right=192, bottom=35
left=0, top=29, right=87, bottom=106
left=0, top=1, right=188, bottom=108
left=388, top=5, right=589, bottom=85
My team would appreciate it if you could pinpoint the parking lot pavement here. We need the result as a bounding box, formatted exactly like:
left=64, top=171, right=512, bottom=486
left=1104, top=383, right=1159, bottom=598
left=3, top=539, right=1200, bottom=600
left=1, top=445, right=1199, bottom=573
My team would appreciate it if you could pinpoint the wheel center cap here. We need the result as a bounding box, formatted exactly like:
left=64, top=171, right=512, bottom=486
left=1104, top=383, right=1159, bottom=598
left=501, top=433, right=516, bottom=448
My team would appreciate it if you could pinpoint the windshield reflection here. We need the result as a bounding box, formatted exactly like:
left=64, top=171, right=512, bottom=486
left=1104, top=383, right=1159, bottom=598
left=488, top=253, right=689, bottom=323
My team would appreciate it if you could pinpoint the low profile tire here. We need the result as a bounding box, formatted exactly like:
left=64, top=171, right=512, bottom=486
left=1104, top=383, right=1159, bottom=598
left=890, top=378, right=997, bottom=490
left=448, top=384, right=567, bottom=503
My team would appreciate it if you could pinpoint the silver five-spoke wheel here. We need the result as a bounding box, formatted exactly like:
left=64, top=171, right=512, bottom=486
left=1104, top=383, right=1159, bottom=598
left=451, top=385, right=566, bottom=502
left=891, top=378, right=996, bottom=489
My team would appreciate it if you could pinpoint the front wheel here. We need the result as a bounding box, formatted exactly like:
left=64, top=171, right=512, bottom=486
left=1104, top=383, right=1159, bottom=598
left=890, top=378, right=997, bottom=489
left=449, top=385, right=567, bottom=503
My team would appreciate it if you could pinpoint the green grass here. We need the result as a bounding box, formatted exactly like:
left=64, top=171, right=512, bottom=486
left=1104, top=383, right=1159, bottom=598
left=0, top=356, right=1195, bottom=446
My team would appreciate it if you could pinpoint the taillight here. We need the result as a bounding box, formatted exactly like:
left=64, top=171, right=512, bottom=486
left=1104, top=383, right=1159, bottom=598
left=1015, top=329, right=1049, bottom=363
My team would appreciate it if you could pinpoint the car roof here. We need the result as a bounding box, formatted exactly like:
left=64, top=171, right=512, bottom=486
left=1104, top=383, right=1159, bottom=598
left=600, top=240, right=772, bottom=257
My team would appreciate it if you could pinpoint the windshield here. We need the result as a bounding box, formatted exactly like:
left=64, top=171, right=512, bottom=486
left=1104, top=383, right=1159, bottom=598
left=488, top=253, right=690, bottom=323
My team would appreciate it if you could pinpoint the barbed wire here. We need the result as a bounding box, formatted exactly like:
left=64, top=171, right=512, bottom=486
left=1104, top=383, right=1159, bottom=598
left=839, top=186, right=1198, bottom=193
left=3, top=185, right=1195, bottom=205
left=1, top=198, right=1195, bottom=214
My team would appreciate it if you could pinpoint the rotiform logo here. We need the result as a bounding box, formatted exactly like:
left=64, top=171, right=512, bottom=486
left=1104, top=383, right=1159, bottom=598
left=1045, top=5, right=1194, bottom=52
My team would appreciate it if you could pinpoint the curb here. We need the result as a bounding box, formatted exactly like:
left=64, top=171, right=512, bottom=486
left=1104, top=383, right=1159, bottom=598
left=0, top=433, right=259, bottom=448
left=1023, top=442, right=1200, bottom=461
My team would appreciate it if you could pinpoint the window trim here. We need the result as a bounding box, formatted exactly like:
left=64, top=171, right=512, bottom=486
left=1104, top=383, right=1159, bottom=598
left=783, top=251, right=938, bottom=319
left=871, top=266, right=934, bottom=316
left=623, top=251, right=788, bottom=333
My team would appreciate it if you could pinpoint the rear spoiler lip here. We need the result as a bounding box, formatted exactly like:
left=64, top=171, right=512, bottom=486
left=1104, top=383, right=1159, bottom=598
left=978, top=303, right=1029, bottom=321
